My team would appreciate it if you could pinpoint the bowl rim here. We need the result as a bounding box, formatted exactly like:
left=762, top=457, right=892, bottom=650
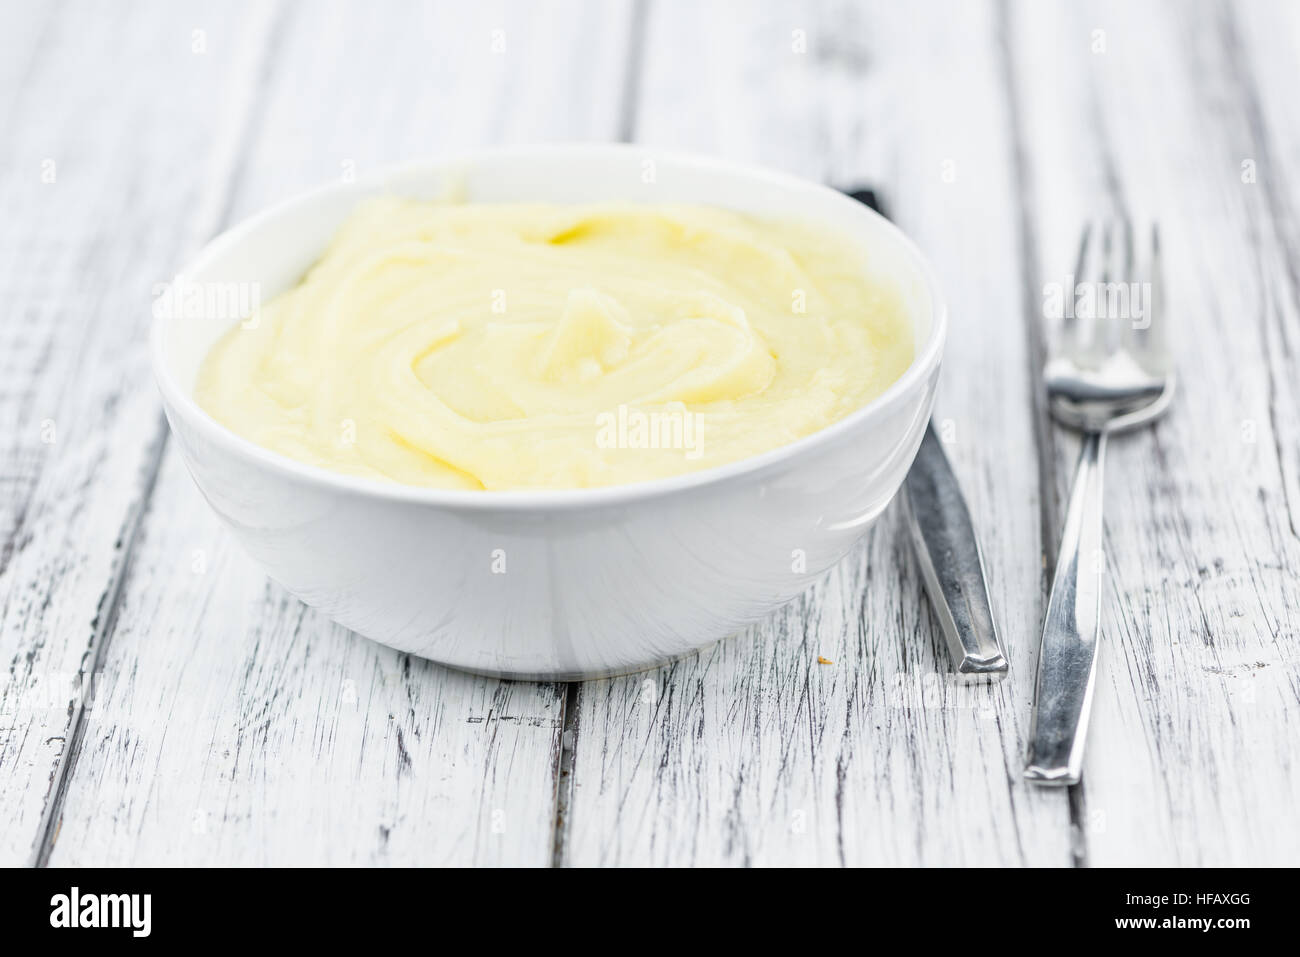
left=151, top=143, right=947, bottom=510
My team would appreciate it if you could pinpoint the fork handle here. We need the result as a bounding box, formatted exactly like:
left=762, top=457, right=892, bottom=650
left=1025, top=430, right=1107, bottom=785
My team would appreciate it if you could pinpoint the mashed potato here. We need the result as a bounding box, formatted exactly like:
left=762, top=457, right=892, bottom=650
left=195, top=199, right=913, bottom=490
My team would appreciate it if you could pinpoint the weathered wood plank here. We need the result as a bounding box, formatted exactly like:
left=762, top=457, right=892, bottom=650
left=47, top=454, right=569, bottom=866
left=12, top=0, right=1297, bottom=868
left=1007, top=0, right=1300, bottom=864
left=562, top=0, right=1070, bottom=866
left=0, top=0, right=276, bottom=867
left=45, top=0, right=638, bottom=866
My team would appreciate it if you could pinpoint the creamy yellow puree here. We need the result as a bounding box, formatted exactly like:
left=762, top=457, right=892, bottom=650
left=195, top=198, right=913, bottom=490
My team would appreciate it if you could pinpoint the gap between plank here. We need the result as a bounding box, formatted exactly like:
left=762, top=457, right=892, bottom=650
left=993, top=0, right=1088, bottom=867
left=1219, top=3, right=1300, bottom=542
left=549, top=0, right=652, bottom=867
left=29, top=0, right=294, bottom=868
left=550, top=681, right=582, bottom=868
left=31, top=418, right=170, bottom=867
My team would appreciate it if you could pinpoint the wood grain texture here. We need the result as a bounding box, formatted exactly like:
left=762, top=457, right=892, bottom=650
left=4, top=0, right=1297, bottom=867
left=47, top=454, right=568, bottom=866
left=561, top=0, right=1071, bottom=866
left=0, top=0, right=276, bottom=867
left=41, top=0, right=639, bottom=866
left=1007, top=0, right=1300, bottom=864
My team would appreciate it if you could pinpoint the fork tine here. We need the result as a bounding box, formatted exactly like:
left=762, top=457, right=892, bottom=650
left=1119, top=221, right=1165, bottom=369
left=1061, top=222, right=1093, bottom=341
left=1083, top=220, right=1119, bottom=361
left=1104, top=215, right=1127, bottom=352
left=1123, top=220, right=1148, bottom=346
left=1098, top=221, right=1115, bottom=355
left=1145, top=222, right=1166, bottom=366
left=1073, top=222, right=1093, bottom=280
left=1100, top=220, right=1112, bottom=280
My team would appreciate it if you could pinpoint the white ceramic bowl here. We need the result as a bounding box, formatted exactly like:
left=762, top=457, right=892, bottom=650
left=152, top=145, right=946, bottom=678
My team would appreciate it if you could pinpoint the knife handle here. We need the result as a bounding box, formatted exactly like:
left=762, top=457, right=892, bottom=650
left=904, top=424, right=1010, bottom=680
left=843, top=186, right=1008, bottom=681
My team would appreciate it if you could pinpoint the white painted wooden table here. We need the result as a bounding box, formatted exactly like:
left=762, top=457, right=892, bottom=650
left=3, top=0, right=1298, bottom=867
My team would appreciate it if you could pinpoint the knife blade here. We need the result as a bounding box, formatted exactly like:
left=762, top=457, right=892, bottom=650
left=843, top=188, right=1009, bottom=680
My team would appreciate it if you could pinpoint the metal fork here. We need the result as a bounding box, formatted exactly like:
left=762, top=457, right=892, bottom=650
left=1024, top=221, right=1175, bottom=785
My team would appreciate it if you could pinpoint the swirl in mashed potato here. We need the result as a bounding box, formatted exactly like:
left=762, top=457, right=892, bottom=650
left=195, top=198, right=913, bottom=490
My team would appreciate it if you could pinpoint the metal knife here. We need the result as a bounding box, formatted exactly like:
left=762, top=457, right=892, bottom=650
left=843, top=188, right=1009, bottom=680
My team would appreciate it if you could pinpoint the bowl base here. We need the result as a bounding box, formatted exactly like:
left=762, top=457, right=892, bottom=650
left=408, top=636, right=733, bottom=683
